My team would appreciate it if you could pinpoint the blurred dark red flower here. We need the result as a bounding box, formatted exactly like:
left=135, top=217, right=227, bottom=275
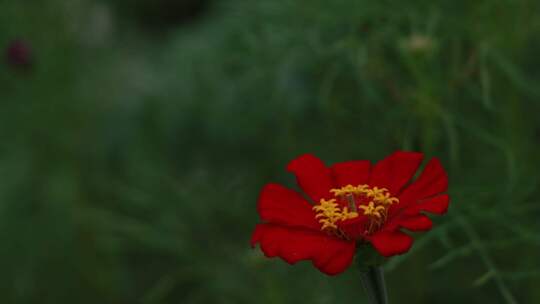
left=251, top=151, right=449, bottom=275
left=6, top=40, right=32, bottom=68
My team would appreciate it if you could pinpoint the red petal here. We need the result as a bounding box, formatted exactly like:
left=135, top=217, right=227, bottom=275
left=369, top=230, right=413, bottom=257
left=251, top=224, right=355, bottom=275
left=399, top=158, right=448, bottom=206
left=338, top=215, right=369, bottom=240
left=257, top=183, right=320, bottom=230
left=287, top=154, right=334, bottom=202
left=331, top=160, right=371, bottom=187
left=316, top=245, right=356, bottom=276
left=405, top=194, right=450, bottom=215
left=394, top=214, right=433, bottom=231
left=369, top=151, right=424, bottom=195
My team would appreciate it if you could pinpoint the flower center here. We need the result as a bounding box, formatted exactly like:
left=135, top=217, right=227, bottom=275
left=312, top=184, right=399, bottom=239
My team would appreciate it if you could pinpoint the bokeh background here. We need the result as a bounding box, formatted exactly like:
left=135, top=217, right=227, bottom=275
left=1, top=0, right=540, bottom=303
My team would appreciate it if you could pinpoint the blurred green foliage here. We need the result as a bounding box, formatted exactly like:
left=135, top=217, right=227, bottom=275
left=1, top=0, right=540, bottom=303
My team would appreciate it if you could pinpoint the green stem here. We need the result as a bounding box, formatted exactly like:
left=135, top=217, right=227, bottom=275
left=360, top=266, right=388, bottom=304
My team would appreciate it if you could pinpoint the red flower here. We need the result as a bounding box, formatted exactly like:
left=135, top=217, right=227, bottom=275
left=5, top=39, right=32, bottom=69
left=251, top=151, right=449, bottom=275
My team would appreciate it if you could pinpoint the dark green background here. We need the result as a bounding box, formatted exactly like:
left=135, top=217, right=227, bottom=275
left=1, top=0, right=539, bottom=303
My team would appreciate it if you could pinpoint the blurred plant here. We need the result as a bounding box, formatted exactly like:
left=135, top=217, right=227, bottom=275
left=1, top=0, right=539, bottom=304
left=400, top=33, right=435, bottom=55
left=112, top=0, right=211, bottom=31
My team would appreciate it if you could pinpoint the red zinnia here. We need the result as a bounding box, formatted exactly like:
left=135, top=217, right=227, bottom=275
left=251, top=151, right=449, bottom=275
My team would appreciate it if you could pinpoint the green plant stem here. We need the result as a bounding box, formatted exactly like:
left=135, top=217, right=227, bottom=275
left=360, top=266, right=388, bottom=304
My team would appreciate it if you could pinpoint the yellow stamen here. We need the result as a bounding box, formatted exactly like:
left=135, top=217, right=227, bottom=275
left=313, top=184, right=400, bottom=237
left=358, top=201, right=384, bottom=218
left=312, top=198, right=358, bottom=233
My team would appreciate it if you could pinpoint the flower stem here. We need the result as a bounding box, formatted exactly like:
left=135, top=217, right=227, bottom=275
left=360, top=266, right=388, bottom=304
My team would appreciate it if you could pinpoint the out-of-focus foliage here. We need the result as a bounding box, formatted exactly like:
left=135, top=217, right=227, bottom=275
left=1, top=0, right=539, bottom=303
